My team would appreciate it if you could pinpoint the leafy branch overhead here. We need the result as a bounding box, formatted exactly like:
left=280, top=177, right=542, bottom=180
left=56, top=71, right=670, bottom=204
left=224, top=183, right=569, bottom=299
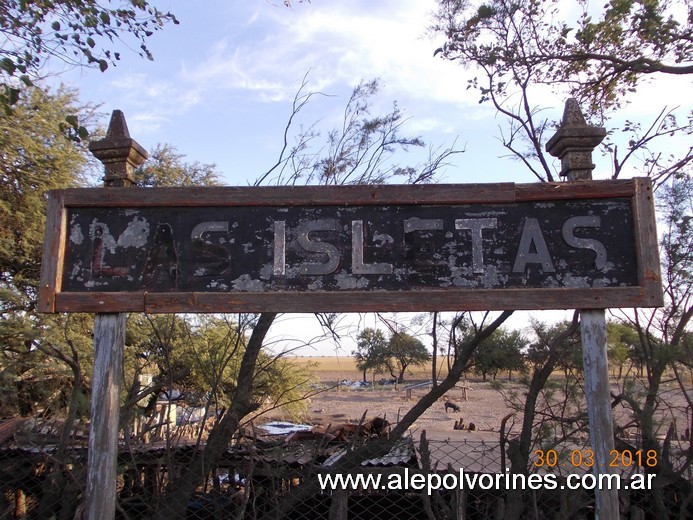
left=433, top=0, right=692, bottom=112
left=0, top=0, right=178, bottom=79
left=432, top=0, right=692, bottom=185
left=0, top=0, right=178, bottom=128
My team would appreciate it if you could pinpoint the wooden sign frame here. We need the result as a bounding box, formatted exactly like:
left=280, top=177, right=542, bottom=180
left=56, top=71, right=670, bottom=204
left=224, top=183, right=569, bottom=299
left=38, top=178, right=662, bottom=314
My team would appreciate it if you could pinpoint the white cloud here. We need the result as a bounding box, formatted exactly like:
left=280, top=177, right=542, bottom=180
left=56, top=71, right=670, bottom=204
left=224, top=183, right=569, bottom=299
left=181, top=0, right=478, bottom=111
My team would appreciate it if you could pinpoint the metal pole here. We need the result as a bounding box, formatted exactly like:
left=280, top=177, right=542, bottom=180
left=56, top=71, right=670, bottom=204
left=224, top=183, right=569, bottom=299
left=546, top=99, right=619, bottom=518
left=84, top=111, right=147, bottom=520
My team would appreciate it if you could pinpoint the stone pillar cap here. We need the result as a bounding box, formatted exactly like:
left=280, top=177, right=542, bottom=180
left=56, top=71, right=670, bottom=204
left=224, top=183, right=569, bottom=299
left=89, top=110, right=148, bottom=186
left=546, top=99, right=606, bottom=180
left=546, top=99, right=606, bottom=157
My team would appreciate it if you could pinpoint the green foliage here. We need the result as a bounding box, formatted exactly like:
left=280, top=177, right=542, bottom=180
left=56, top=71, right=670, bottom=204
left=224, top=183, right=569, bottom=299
left=0, top=86, right=90, bottom=304
left=134, top=144, right=221, bottom=188
left=432, top=0, right=692, bottom=184
left=606, top=321, right=640, bottom=378
left=314, top=80, right=425, bottom=185
left=0, top=1, right=177, bottom=101
left=353, top=327, right=389, bottom=381
left=253, top=350, right=317, bottom=420
left=0, top=0, right=178, bottom=135
left=0, top=312, right=95, bottom=417
left=658, top=173, right=693, bottom=325
left=256, top=77, right=462, bottom=186
left=433, top=0, right=692, bottom=112
left=387, top=331, right=431, bottom=382
left=351, top=327, right=432, bottom=383
left=124, top=314, right=316, bottom=423
left=469, top=327, right=526, bottom=381
left=0, top=85, right=96, bottom=420
left=525, top=319, right=582, bottom=372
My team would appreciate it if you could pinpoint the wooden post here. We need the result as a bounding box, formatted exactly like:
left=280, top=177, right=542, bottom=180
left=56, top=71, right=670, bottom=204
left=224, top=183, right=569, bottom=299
left=547, top=99, right=619, bottom=519
left=84, top=111, right=147, bottom=520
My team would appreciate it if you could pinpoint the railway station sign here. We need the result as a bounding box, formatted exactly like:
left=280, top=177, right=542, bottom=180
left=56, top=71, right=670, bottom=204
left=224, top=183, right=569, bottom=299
left=38, top=178, right=662, bottom=313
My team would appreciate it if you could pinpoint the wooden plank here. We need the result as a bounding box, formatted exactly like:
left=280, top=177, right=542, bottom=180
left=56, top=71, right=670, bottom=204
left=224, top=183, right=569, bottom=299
left=580, top=310, right=620, bottom=519
left=56, top=293, right=146, bottom=313
left=37, top=191, right=66, bottom=313
left=52, top=287, right=657, bottom=314
left=632, top=177, right=664, bottom=307
left=57, top=179, right=636, bottom=208
left=61, top=183, right=517, bottom=207
left=40, top=178, right=660, bottom=314
left=85, top=313, right=126, bottom=520
left=514, top=178, right=635, bottom=201
left=140, top=287, right=648, bottom=314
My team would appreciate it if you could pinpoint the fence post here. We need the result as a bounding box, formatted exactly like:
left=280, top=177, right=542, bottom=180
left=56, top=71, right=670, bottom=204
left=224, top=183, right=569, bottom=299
left=546, top=99, right=619, bottom=519
left=85, top=111, right=147, bottom=520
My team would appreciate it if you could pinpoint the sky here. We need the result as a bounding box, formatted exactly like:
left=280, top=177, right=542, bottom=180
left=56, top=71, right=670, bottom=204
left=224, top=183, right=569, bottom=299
left=52, top=0, right=690, bottom=357
left=58, top=0, right=547, bottom=186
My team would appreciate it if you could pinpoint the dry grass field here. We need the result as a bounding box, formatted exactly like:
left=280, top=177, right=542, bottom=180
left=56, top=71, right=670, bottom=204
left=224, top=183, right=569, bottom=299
left=292, top=355, right=454, bottom=385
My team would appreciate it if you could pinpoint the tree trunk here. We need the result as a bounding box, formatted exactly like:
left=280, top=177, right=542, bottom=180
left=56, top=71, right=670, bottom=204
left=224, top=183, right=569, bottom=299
left=431, top=312, right=438, bottom=388
left=152, top=313, right=276, bottom=520
left=37, top=343, right=84, bottom=519
left=264, top=311, right=513, bottom=519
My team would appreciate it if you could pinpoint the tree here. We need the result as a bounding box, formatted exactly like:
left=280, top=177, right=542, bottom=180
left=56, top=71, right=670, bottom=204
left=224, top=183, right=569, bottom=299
left=387, top=331, right=431, bottom=383
left=501, top=315, right=583, bottom=520
left=0, top=0, right=178, bottom=112
left=353, top=328, right=389, bottom=382
left=151, top=78, right=462, bottom=520
left=609, top=174, right=693, bottom=517
left=135, top=143, right=221, bottom=187
left=432, top=0, right=692, bottom=185
left=254, top=77, right=462, bottom=187
left=433, top=0, right=692, bottom=113
left=0, top=86, right=90, bottom=304
left=433, top=2, right=693, bottom=515
left=469, top=327, right=526, bottom=381
left=0, top=85, right=96, bottom=421
left=0, top=84, right=100, bottom=517
left=606, top=321, right=640, bottom=380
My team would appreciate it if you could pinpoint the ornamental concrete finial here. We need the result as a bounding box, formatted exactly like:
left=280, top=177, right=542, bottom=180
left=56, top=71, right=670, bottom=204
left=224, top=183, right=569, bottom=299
left=546, top=99, right=606, bottom=181
left=89, top=110, right=148, bottom=187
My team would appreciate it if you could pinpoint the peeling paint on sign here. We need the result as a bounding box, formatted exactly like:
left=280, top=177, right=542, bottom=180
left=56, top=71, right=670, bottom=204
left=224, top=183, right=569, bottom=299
left=59, top=199, right=639, bottom=294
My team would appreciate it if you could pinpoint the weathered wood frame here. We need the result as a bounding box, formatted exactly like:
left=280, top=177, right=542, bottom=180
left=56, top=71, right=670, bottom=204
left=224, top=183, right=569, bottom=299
left=38, top=177, right=662, bottom=314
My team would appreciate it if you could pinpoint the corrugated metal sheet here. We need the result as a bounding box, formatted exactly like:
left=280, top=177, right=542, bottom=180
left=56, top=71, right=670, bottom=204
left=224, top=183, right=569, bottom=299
left=323, top=438, right=417, bottom=468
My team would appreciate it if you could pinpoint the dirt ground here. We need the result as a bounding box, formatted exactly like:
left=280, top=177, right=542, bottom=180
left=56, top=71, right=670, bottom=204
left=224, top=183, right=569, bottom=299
left=262, top=368, right=690, bottom=445
left=296, top=377, right=514, bottom=442
left=259, top=360, right=691, bottom=445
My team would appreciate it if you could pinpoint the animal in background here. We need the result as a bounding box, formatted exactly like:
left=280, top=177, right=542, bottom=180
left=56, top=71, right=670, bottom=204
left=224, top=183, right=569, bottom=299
left=445, top=401, right=460, bottom=413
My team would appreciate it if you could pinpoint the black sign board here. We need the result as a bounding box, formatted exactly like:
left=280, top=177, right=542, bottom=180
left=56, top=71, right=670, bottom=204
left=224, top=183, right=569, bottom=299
left=39, top=179, right=662, bottom=313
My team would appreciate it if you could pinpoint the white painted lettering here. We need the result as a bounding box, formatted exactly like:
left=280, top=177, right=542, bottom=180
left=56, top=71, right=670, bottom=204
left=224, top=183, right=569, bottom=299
left=273, top=220, right=286, bottom=276
left=190, top=221, right=228, bottom=241
left=512, top=218, right=556, bottom=273
left=562, top=216, right=607, bottom=270
left=297, top=219, right=340, bottom=275
left=352, top=220, right=394, bottom=275
left=455, top=218, right=498, bottom=273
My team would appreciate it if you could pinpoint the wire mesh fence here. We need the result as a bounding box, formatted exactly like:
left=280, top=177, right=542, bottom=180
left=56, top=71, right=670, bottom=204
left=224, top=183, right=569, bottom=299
left=1, top=428, right=690, bottom=519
